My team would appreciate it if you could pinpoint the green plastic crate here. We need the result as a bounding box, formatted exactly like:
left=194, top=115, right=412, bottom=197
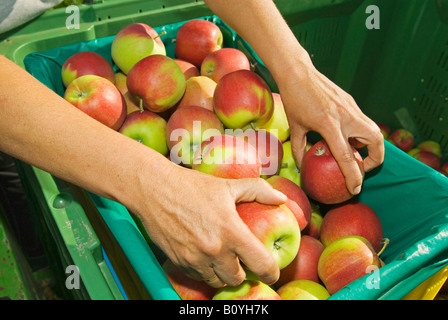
left=3, top=0, right=448, bottom=300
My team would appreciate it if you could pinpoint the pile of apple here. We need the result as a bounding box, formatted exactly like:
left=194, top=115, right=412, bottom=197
left=61, top=19, right=389, bottom=300
left=378, top=123, right=448, bottom=176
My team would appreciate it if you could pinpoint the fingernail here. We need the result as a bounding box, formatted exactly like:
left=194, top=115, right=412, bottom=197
left=353, top=185, right=362, bottom=195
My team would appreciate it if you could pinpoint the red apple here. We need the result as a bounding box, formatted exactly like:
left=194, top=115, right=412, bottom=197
left=236, top=202, right=301, bottom=270
left=126, top=55, right=186, bottom=113
left=192, top=134, right=262, bottom=179
left=173, top=59, right=200, bottom=80
left=319, top=201, right=384, bottom=253
left=201, top=48, right=251, bottom=83
left=111, top=23, right=166, bottom=74
left=162, top=259, right=218, bottom=300
left=318, top=236, right=382, bottom=295
left=175, top=19, right=223, bottom=67
left=417, top=140, right=442, bottom=158
left=119, top=110, right=168, bottom=155
left=213, top=280, right=281, bottom=300
left=175, top=76, right=216, bottom=112
left=277, top=279, right=330, bottom=300
left=64, top=75, right=126, bottom=130
left=213, top=70, right=274, bottom=130
left=300, top=139, right=364, bottom=204
left=61, top=51, right=115, bottom=87
left=410, top=150, right=441, bottom=170
left=166, top=105, right=224, bottom=167
left=389, top=129, right=414, bottom=152
left=302, top=203, right=323, bottom=239
left=259, top=93, right=290, bottom=142
left=376, top=123, right=390, bottom=140
left=114, top=72, right=140, bottom=115
left=440, top=162, right=448, bottom=177
left=275, top=235, right=325, bottom=288
left=266, top=175, right=312, bottom=230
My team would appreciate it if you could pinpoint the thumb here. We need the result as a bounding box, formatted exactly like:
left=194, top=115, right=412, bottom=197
left=229, top=177, right=287, bottom=205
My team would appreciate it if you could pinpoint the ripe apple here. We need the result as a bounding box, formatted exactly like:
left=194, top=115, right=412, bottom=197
left=236, top=201, right=301, bottom=270
left=302, top=203, right=323, bottom=239
left=213, top=70, right=274, bottom=130
left=376, top=122, right=390, bottom=140
left=276, top=279, right=330, bottom=300
left=259, top=93, right=290, bottom=142
left=278, top=140, right=301, bottom=187
left=201, top=48, right=251, bottom=83
left=175, top=76, right=216, bottom=112
left=175, top=19, right=223, bottom=67
left=212, top=280, right=281, bottom=300
left=166, top=105, right=224, bottom=167
left=317, top=236, right=382, bottom=295
left=64, top=75, right=126, bottom=130
left=266, top=175, right=312, bottom=230
left=192, top=134, right=262, bottom=179
left=416, top=140, right=442, bottom=158
left=410, top=150, right=441, bottom=170
left=119, top=110, right=169, bottom=155
left=126, top=55, right=186, bottom=113
left=61, top=51, right=115, bottom=87
left=388, top=129, right=414, bottom=152
left=236, top=129, right=283, bottom=178
left=275, top=235, right=324, bottom=288
left=440, top=162, right=448, bottom=177
left=111, top=23, right=166, bottom=74
left=162, top=259, right=218, bottom=300
left=173, top=59, right=200, bottom=80
left=319, top=201, right=384, bottom=253
left=300, top=139, right=364, bottom=204
left=114, top=72, right=140, bottom=114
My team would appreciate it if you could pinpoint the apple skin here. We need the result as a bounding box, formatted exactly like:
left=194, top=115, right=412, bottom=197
left=317, top=236, right=382, bottom=295
left=266, top=175, right=312, bottom=230
left=277, top=279, right=330, bottom=300
left=300, top=139, right=364, bottom=205
left=166, top=105, right=224, bottom=167
left=114, top=72, right=140, bottom=115
left=319, top=201, right=384, bottom=253
left=259, top=93, right=290, bottom=142
left=416, top=140, right=442, bottom=158
left=201, top=48, right=251, bottom=83
left=192, top=134, right=262, bottom=179
left=126, top=55, right=186, bottom=113
left=162, top=259, right=218, bottom=300
left=302, top=203, right=323, bottom=239
left=61, top=51, right=115, bottom=87
left=440, top=162, right=448, bottom=177
left=388, top=129, right=414, bottom=152
left=173, top=59, right=200, bottom=80
left=111, top=23, right=166, bottom=74
left=175, top=19, right=223, bottom=67
left=213, top=70, right=274, bottom=130
left=64, top=75, right=127, bottom=130
left=275, top=235, right=325, bottom=288
left=119, top=110, right=169, bottom=155
left=213, top=280, right=281, bottom=300
left=410, top=150, right=441, bottom=170
left=278, top=140, right=301, bottom=187
left=175, top=76, right=216, bottom=112
left=376, top=122, right=390, bottom=140
left=236, top=202, right=301, bottom=270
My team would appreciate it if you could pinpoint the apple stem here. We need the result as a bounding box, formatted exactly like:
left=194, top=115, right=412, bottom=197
left=250, top=122, right=258, bottom=131
left=154, top=30, right=167, bottom=40
left=139, top=98, right=144, bottom=112
left=377, top=238, right=390, bottom=257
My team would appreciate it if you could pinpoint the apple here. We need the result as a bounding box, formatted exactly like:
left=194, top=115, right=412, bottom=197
left=416, top=140, right=442, bottom=158
left=319, top=201, right=384, bottom=253
left=278, top=140, right=301, bottom=187
left=259, top=93, right=290, bottom=142
left=126, top=55, right=186, bottom=113
left=236, top=201, right=301, bottom=270
left=162, top=259, right=218, bottom=300
left=175, top=19, right=223, bottom=67
left=213, top=70, right=274, bottom=130
left=276, top=279, right=330, bottom=300
left=192, top=134, right=262, bottom=179
left=173, top=59, right=200, bottom=80
left=175, top=76, right=217, bottom=112
left=388, top=129, right=414, bottom=152
left=114, top=72, right=140, bottom=114
left=440, top=162, right=448, bottom=177
left=236, top=129, right=283, bottom=178
left=407, top=148, right=420, bottom=158
left=275, top=235, right=324, bottom=288
left=300, top=139, right=364, bottom=204
left=266, top=175, right=312, bottom=230
left=212, top=280, right=281, bottom=300
left=376, top=123, right=390, bottom=140
left=64, top=75, right=126, bottom=130
left=111, top=23, right=166, bottom=74
left=166, top=105, right=224, bottom=167
left=302, top=203, right=323, bottom=239
left=119, top=110, right=169, bottom=155
left=61, top=51, right=115, bottom=87
left=317, top=236, right=382, bottom=295
left=410, top=150, right=441, bottom=170
left=200, top=48, right=251, bottom=83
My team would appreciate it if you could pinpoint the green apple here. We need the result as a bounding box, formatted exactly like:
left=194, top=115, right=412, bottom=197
left=259, top=93, right=290, bottom=142
left=277, top=279, right=330, bottom=300
left=278, top=141, right=301, bottom=187
left=213, top=280, right=281, bottom=300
